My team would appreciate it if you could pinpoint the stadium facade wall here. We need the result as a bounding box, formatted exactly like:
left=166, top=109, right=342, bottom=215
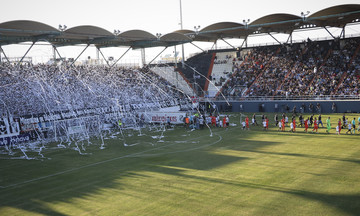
left=212, top=100, right=360, bottom=113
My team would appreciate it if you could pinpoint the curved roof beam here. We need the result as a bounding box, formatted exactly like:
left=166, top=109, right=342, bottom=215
left=308, top=4, right=360, bottom=27
left=0, top=20, right=60, bottom=36
left=250, top=13, right=303, bottom=34
left=52, top=25, right=114, bottom=46
left=173, top=29, right=196, bottom=35
left=159, top=32, right=192, bottom=47
left=62, top=25, right=114, bottom=39
left=0, top=20, right=60, bottom=45
left=160, top=32, right=191, bottom=42
left=118, top=30, right=157, bottom=41
left=111, top=30, right=157, bottom=49
left=200, top=22, right=244, bottom=32
left=199, top=22, right=247, bottom=40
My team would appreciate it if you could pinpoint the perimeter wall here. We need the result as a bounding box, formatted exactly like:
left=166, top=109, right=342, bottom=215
left=211, top=100, right=360, bottom=113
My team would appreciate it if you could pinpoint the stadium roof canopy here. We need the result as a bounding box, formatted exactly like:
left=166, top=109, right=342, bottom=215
left=0, top=21, right=192, bottom=49
left=308, top=4, right=360, bottom=27
left=0, top=4, right=359, bottom=48
left=0, top=20, right=60, bottom=43
left=177, top=4, right=360, bottom=41
left=249, top=13, right=304, bottom=34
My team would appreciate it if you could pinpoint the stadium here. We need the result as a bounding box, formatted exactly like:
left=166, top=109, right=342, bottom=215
left=1, top=2, right=360, bottom=215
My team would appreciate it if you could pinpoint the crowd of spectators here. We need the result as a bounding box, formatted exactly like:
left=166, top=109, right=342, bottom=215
left=214, top=54, right=234, bottom=64
left=2, top=37, right=360, bottom=119
left=221, top=48, right=265, bottom=97
left=220, top=37, right=360, bottom=98
left=0, top=64, right=185, bottom=117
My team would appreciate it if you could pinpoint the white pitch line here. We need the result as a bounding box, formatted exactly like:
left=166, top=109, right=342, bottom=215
left=0, top=131, right=225, bottom=190
left=133, top=134, right=223, bottom=157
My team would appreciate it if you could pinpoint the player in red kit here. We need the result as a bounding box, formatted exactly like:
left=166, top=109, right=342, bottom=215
left=304, top=117, right=309, bottom=133
left=245, top=116, right=250, bottom=130
left=281, top=118, right=285, bottom=132
left=338, top=118, right=342, bottom=133
left=211, top=115, right=216, bottom=127
left=266, top=117, right=269, bottom=130
left=312, top=117, right=318, bottom=133
left=292, top=118, right=296, bottom=132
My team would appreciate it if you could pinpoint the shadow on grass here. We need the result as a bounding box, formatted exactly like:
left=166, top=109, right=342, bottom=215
left=0, top=125, right=359, bottom=215
left=160, top=168, right=360, bottom=215
left=0, top=127, right=267, bottom=215
left=239, top=149, right=360, bottom=165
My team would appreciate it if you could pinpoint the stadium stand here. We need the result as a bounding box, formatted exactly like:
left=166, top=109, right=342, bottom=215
left=0, top=4, right=359, bottom=106
left=0, top=64, right=186, bottom=117
left=176, top=52, right=213, bottom=96
left=215, top=37, right=360, bottom=99
left=207, top=52, right=242, bottom=97
left=150, top=65, right=194, bottom=96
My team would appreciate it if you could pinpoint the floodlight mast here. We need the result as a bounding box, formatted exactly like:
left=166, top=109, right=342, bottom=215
left=179, top=0, right=185, bottom=68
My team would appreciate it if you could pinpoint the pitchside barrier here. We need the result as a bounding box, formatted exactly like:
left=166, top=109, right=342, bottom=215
left=206, top=100, right=360, bottom=113
left=140, top=111, right=187, bottom=124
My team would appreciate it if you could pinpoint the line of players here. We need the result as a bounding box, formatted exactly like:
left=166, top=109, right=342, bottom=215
left=242, top=113, right=360, bottom=135
left=184, top=114, right=230, bottom=129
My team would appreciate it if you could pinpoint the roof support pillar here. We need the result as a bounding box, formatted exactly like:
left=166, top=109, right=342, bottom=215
left=18, top=41, right=36, bottom=66
left=210, top=41, right=217, bottom=50
left=0, top=46, right=10, bottom=63
left=52, top=46, right=56, bottom=61
left=339, top=26, right=345, bottom=39
left=268, top=33, right=282, bottom=45
left=70, top=44, right=90, bottom=66
left=323, top=27, right=336, bottom=39
left=141, top=48, right=146, bottom=67
left=220, top=38, right=236, bottom=50
left=145, top=46, right=167, bottom=66
left=52, top=45, right=64, bottom=61
left=97, top=47, right=110, bottom=67
left=111, top=46, right=131, bottom=68
left=190, top=42, right=205, bottom=52
left=286, top=32, right=293, bottom=44
left=240, top=36, right=248, bottom=49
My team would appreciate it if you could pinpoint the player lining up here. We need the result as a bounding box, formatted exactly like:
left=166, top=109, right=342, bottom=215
left=242, top=116, right=250, bottom=130
left=263, top=116, right=269, bottom=130
left=326, top=117, right=331, bottom=133
left=242, top=114, right=360, bottom=135
left=312, top=117, right=318, bottom=133
left=346, top=120, right=353, bottom=134
left=304, top=117, right=309, bottom=133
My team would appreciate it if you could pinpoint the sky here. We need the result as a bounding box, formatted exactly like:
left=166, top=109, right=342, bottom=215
left=1, top=0, right=360, bottom=64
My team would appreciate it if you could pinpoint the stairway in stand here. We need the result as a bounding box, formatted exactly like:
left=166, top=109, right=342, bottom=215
left=214, top=56, right=246, bottom=98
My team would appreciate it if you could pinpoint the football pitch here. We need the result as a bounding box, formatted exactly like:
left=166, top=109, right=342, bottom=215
left=1, top=113, right=360, bottom=216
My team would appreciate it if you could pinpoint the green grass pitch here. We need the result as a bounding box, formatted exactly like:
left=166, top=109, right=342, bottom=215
left=1, top=112, right=360, bottom=216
